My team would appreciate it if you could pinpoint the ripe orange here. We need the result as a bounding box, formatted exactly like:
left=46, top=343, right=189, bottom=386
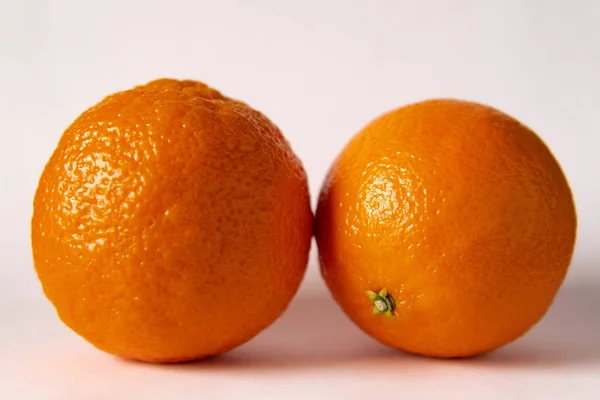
left=315, top=99, right=576, bottom=358
left=31, top=79, right=312, bottom=363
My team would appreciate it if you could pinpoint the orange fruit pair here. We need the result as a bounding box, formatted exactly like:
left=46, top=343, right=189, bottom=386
left=32, top=79, right=576, bottom=363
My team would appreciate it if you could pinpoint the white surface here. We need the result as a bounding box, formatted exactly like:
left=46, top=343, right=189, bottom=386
left=1, top=0, right=599, bottom=399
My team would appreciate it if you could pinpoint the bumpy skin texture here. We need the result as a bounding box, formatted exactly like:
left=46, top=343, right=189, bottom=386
left=32, top=79, right=312, bottom=363
left=315, top=99, right=577, bottom=358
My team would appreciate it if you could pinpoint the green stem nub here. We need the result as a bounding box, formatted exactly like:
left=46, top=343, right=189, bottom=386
left=366, top=288, right=396, bottom=320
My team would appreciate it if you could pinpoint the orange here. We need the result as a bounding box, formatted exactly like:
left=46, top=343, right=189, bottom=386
left=31, top=79, right=312, bottom=363
left=315, top=99, right=576, bottom=358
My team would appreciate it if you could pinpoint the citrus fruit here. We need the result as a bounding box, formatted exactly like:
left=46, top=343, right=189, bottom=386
left=315, top=99, right=576, bottom=358
left=31, top=79, right=312, bottom=363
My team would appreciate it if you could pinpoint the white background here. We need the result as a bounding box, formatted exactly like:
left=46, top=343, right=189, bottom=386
left=1, top=0, right=599, bottom=398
